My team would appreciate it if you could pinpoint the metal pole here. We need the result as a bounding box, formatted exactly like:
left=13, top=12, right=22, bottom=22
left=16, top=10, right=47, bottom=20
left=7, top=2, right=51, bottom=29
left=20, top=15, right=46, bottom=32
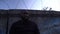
left=6, top=10, right=9, bottom=34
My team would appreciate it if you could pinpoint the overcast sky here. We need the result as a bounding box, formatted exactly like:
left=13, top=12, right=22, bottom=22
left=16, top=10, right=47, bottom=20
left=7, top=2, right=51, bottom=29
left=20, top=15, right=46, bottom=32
left=0, top=0, right=60, bottom=11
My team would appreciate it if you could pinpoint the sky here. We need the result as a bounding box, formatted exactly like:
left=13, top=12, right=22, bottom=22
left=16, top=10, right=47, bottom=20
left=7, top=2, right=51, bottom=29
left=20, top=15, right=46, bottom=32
left=0, top=0, right=60, bottom=11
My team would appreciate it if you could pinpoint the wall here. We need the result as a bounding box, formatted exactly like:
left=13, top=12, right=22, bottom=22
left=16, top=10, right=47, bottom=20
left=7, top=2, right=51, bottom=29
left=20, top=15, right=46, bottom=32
left=0, top=10, right=60, bottom=34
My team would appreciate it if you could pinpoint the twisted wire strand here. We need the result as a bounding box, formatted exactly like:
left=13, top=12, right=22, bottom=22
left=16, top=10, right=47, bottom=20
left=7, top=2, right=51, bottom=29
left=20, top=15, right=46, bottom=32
left=29, top=0, right=37, bottom=9
left=0, top=0, right=10, bottom=9
left=15, top=0, right=21, bottom=9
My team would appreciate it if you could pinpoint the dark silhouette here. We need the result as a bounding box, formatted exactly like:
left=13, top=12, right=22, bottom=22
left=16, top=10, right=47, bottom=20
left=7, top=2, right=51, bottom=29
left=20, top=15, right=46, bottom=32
left=9, top=12, right=40, bottom=34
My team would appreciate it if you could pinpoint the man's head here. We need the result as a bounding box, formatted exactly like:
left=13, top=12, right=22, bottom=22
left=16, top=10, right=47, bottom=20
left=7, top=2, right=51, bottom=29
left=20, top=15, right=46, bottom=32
left=20, top=11, right=30, bottom=20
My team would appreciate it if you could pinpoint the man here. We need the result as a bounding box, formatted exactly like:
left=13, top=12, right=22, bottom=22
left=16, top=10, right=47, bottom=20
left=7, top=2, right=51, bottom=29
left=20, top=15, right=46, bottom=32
left=9, top=11, right=40, bottom=34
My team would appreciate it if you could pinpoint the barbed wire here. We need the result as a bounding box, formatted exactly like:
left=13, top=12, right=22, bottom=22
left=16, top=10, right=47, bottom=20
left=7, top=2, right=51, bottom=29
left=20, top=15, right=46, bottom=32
left=29, top=0, right=37, bottom=9
left=15, top=0, right=21, bottom=9
left=0, top=0, right=10, bottom=9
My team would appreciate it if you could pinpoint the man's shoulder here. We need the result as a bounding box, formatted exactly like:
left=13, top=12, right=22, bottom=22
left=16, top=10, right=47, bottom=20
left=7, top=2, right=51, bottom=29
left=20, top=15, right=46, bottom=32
left=27, top=20, right=37, bottom=25
left=12, top=20, right=36, bottom=26
left=12, top=20, right=22, bottom=25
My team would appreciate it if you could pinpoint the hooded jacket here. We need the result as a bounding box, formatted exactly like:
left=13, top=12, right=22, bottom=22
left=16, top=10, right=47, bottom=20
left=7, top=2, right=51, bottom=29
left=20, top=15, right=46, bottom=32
left=9, top=20, right=40, bottom=34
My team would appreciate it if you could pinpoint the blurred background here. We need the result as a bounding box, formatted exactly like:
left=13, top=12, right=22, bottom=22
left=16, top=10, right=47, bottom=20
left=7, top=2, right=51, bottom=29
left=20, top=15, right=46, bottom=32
left=0, top=0, right=60, bottom=34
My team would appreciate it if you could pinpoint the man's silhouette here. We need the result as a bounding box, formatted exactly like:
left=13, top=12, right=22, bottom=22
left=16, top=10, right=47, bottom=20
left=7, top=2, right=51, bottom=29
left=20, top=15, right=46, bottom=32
left=9, top=12, right=40, bottom=34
